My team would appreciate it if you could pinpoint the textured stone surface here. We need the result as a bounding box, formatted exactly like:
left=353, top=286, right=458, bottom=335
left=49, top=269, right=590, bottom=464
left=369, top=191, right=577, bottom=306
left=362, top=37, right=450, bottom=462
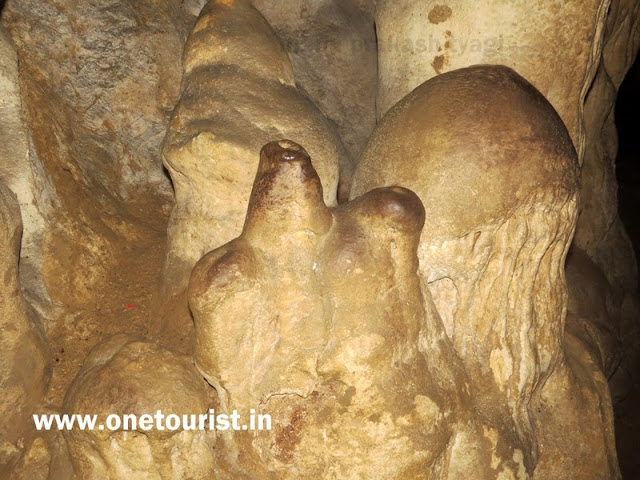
left=373, top=0, right=640, bottom=339
left=572, top=3, right=640, bottom=471
left=1, top=0, right=191, bottom=319
left=374, top=0, right=609, bottom=159
left=530, top=247, right=621, bottom=479
left=575, top=0, right=640, bottom=292
left=189, top=140, right=500, bottom=478
left=252, top=0, right=377, bottom=172
left=63, top=335, right=215, bottom=480
left=566, top=248, right=622, bottom=376
left=0, top=0, right=634, bottom=477
left=0, top=182, right=50, bottom=468
left=0, top=25, right=29, bottom=197
left=0, top=25, right=49, bottom=318
left=182, top=0, right=377, bottom=177
left=159, top=0, right=343, bottom=346
left=2, top=0, right=189, bottom=201
left=351, top=65, right=618, bottom=478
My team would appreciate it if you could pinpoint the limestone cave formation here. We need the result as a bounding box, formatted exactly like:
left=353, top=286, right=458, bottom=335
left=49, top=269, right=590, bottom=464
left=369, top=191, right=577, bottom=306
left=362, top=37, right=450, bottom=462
left=0, top=0, right=638, bottom=479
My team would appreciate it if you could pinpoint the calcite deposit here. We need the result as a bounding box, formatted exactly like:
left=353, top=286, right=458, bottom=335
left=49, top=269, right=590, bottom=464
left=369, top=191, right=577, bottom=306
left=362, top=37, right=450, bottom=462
left=190, top=140, right=495, bottom=478
left=352, top=65, right=618, bottom=478
left=1, top=0, right=192, bottom=320
left=252, top=0, right=378, bottom=163
left=0, top=25, right=48, bottom=317
left=0, top=0, right=637, bottom=478
left=373, top=1, right=640, bottom=407
left=159, top=0, right=343, bottom=344
left=0, top=182, right=50, bottom=467
left=575, top=0, right=640, bottom=294
left=531, top=248, right=621, bottom=479
left=63, top=335, right=216, bottom=480
left=375, top=0, right=608, bottom=155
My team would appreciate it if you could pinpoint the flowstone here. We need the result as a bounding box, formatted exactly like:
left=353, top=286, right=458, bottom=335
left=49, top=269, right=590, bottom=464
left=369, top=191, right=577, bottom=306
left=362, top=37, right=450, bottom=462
left=352, top=64, right=619, bottom=479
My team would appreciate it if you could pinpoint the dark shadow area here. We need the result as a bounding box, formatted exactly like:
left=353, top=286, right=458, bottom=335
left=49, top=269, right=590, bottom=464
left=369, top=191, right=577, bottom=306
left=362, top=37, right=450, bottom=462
left=616, top=51, right=640, bottom=268
left=614, top=50, right=640, bottom=480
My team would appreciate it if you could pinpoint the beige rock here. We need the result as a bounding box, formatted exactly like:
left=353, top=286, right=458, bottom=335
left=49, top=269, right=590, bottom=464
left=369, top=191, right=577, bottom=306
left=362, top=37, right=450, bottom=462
left=0, top=26, right=29, bottom=199
left=181, top=0, right=377, bottom=185
left=189, top=139, right=531, bottom=478
left=0, top=182, right=50, bottom=466
left=8, top=437, right=51, bottom=480
left=63, top=334, right=216, bottom=480
left=373, top=0, right=640, bottom=355
left=0, top=25, right=49, bottom=318
left=352, top=65, right=617, bottom=478
left=532, top=248, right=620, bottom=479
left=159, top=0, right=342, bottom=344
left=570, top=2, right=640, bottom=469
left=374, top=0, right=608, bottom=160
left=252, top=0, right=378, bottom=171
left=2, top=0, right=189, bottom=201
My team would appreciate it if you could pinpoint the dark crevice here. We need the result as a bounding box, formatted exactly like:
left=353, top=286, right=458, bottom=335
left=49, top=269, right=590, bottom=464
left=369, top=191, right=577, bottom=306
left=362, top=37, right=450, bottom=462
left=614, top=47, right=640, bottom=480
left=616, top=50, right=640, bottom=266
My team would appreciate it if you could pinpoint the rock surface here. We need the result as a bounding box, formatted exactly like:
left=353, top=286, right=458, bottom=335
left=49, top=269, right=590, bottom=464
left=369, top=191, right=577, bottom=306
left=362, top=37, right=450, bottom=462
left=374, top=0, right=608, bottom=159
left=0, top=0, right=635, bottom=478
left=1, top=0, right=192, bottom=413
left=373, top=0, right=639, bottom=342
left=351, top=65, right=618, bottom=478
left=0, top=25, right=49, bottom=319
left=0, top=182, right=50, bottom=470
left=530, top=248, right=621, bottom=479
left=189, top=140, right=502, bottom=478
left=159, top=0, right=343, bottom=347
left=63, top=335, right=216, bottom=480
left=1, top=0, right=191, bottom=319
left=575, top=0, right=640, bottom=292
left=252, top=0, right=378, bottom=171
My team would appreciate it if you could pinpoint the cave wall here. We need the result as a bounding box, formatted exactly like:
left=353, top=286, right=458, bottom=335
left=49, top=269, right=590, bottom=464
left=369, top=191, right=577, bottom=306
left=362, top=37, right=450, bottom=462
left=0, top=0, right=637, bottom=478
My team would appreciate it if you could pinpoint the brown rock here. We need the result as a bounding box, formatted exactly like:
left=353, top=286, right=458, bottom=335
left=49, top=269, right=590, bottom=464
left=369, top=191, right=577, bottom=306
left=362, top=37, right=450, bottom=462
left=373, top=0, right=640, bottom=356
left=532, top=248, right=620, bottom=479
left=63, top=335, right=216, bottom=480
left=159, top=0, right=343, bottom=346
left=8, top=437, right=51, bottom=480
left=352, top=65, right=618, bottom=478
left=574, top=0, right=640, bottom=293
left=1, top=0, right=191, bottom=317
left=0, top=25, right=49, bottom=318
left=566, top=248, right=621, bottom=375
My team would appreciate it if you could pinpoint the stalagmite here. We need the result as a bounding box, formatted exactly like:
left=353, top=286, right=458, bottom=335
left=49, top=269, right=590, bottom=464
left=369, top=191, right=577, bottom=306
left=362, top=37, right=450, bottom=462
left=190, top=140, right=529, bottom=478
left=159, top=0, right=343, bottom=344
